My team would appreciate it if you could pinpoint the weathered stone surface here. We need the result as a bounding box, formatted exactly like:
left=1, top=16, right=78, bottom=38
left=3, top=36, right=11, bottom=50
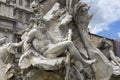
left=0, top=63, right=8, bottom=80
left=71, top=1, right=113, bottom=80
left=0, top=63, right=14, bottom=80
left=110, top=75, right=120, bottom=80
left=1, top=0, right=119, bottom=80
left=26, top=68, right=64, bottom=80
left=20, top=0, right=113, bottom=80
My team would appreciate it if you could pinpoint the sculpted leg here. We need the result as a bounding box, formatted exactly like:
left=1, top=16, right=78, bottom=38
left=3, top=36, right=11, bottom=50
left=44, top=41, right=95, bottom=64
left=65, top=52, right=71, bottom=80
left=43, top=41, right=70, bottom=58
left=19, top=51, right=32, bottom=63
left=66, top=41, right=95, bottom=64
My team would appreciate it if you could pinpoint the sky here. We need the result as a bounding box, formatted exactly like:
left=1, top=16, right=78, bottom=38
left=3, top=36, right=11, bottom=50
left=81, top=0, right=120, bottom=39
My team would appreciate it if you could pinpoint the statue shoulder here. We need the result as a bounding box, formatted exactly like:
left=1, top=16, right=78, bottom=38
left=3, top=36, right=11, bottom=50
left=29, top=28, right=37, bottom=34
left=26, top=29, right=37, bottom=38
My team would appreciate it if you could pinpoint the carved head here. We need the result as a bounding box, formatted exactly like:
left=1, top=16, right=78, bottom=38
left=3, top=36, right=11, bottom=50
left=31, top=0, right=39, bottom=8
left=79, top=3, right=90, bottom=15
left=31, top=0, right=44, bottom=14
left=31, top=0, right=39, bottom=13
left=38, top=19, right=47, bottom=28
left=99, top=38, right=112, bottom=50
left=75, top=2, right=90, bottom=16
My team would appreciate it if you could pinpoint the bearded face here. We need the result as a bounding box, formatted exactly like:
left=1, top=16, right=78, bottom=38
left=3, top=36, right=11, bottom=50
left=78, top=3, right=90, bottom=15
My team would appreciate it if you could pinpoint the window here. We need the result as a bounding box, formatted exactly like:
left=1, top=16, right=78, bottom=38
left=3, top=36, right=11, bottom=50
left=25, top=0, right=30, bottom=7
left=13, top=8, right=16, bottom=16
left=12, top=0, right=16, bottom=3
left=26, top=13, right=31, bottom=22
left=18, top=11, right=22, bottom=21
left=6, top=0, right=10, bottom=4
left=19, top=0, right=23, bottom=5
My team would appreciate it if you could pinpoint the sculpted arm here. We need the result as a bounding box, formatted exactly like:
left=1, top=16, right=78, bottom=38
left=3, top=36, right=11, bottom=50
left=19, top=29, right=36, bottom=63
left=26, top=29, right=36, bottom=43
left=11, top=40, right=24, bottom=47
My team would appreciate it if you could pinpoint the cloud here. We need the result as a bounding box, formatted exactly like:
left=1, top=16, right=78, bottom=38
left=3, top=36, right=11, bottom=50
left=81, top=0, right=120, bottom=34
left=118, top=32, right=120, bottom=38
left=89, top=23, right=109, bottom=33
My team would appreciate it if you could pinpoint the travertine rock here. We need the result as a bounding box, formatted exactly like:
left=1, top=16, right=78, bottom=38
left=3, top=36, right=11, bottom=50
left=1, top=0, right=119, bottom=80
left=26, top=69, right=64, bottom=80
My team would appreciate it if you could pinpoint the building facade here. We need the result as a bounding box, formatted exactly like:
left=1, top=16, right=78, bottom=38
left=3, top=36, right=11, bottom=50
left=0, top=0, right=32, bottom=42
left=89, top=33, right=114, bottom=52
left=0, top=0, right=115, bottom=54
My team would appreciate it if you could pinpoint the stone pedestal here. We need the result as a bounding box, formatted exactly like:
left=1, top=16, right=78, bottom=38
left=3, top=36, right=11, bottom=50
left=26, top=69, right=64, bottom=80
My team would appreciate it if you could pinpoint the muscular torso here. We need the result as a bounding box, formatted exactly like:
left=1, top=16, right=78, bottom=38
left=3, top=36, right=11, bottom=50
left=32, top=29, right=53, bottom=53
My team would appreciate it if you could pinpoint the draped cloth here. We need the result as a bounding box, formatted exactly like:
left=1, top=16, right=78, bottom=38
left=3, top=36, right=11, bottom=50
left=19, top=49, right=65, bottom=70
